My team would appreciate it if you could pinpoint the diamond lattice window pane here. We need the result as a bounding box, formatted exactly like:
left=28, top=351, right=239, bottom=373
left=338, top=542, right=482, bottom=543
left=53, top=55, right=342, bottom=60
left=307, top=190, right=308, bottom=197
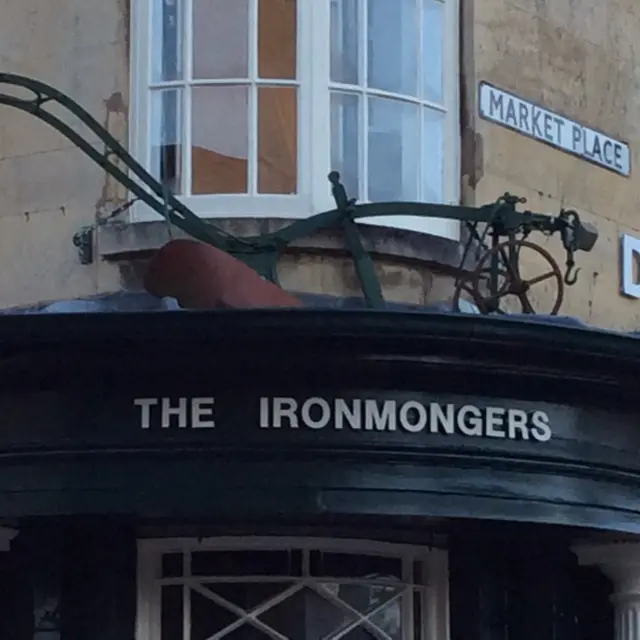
left=191, top=588, right=239, bottom=640
left=203, top=582, right=294, bottom=611
left=318, top=582, right=404, bottom=614
left=152, top=545, right=428, bottom=640
left=341, top=629, right=378, bottom=639
left=259, top=586, right=355, bottom=640
left=216, top=625, right=272, bottom=639
left=370, top=601, right=403, bottom=639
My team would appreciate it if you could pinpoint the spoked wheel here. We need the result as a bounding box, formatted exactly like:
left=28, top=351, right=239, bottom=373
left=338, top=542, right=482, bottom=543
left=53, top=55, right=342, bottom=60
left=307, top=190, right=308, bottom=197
left=460, top=240, right=564, bottom=315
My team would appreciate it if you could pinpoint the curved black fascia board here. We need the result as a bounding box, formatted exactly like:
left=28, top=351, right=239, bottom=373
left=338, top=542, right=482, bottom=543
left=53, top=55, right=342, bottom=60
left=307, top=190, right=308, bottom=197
left=0, top=309, right=638, bottom=530
left=0, top=308, right=637, bottom=371
left=0, top=309, right=637, bottom=405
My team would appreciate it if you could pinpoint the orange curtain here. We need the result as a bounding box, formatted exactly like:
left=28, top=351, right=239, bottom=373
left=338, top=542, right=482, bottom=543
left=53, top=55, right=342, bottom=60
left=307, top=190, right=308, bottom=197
left=192, top=147, right=248, bottom=194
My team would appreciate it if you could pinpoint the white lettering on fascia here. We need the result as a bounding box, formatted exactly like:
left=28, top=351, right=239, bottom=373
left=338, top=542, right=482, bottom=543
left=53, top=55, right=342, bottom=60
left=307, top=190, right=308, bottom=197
left=135, top=395, right=553, bottom=442
left=258, top=397, right=552, bottom=442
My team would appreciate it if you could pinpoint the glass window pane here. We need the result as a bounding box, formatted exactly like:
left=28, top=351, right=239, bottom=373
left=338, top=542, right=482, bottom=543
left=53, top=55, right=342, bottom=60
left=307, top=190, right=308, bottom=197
left=367, top=0, right=418, bottom=96
left=330, top=0, right=359, bottom=84
left=203, top=582, right=294, bottom=609
left=160, top=585, right=183, bottom=640
left=193, top=0, right=249, bottom=79
left=192, top=86, right=248, bottom=194
left=191, top=587, right=239, bottom=640
left=369, top=600, right=403, bottom=640
left=192, top=550, right=302, bottom=576
left=258, top=86, right=297, bottom=194
left=368, top=97, right=419, bottom=201
left=330, top=91, right=360, bottom=200
left=258, top=587, right=354, bottom=640
left=423, top=0, right=444, bottom=102
left=216, top=627, right=271, bottom=638
left=413, top=590, right=423, bottom=640
left=152, top=0, right=181, bottom=82
left=151, top=88, right=182, bottom=193
left=318, top=582, right=404, bottom=614
left=342, top=629, right=378, bottom=639
left=162, top=553, right=183, bottom=577
left=258, top=0, right=297, bottom=79
left=310, top=552, right=403, bottom=580
left=423, top=107, right=444, bottom=202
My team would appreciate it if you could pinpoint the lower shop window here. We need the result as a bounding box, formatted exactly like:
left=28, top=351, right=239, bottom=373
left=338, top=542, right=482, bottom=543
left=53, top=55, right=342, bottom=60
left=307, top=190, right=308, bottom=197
left=137, top=538, right=448, bottom=640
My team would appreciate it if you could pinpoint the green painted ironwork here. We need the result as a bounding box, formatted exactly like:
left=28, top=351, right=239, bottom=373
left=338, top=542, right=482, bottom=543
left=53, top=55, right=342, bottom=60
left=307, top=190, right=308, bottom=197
left=0, top=73, right=598, bottom=312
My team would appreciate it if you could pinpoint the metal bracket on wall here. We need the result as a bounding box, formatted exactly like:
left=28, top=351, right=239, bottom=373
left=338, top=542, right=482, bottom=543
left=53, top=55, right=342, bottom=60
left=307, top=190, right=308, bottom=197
left=0, top=72, right=599, bottom=315
left=72, top=226, right=94, bottom=266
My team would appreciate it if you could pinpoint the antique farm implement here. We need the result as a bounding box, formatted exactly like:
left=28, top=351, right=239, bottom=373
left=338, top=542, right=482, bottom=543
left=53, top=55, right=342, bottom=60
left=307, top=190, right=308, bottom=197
left=0, top=73, right=598, bottom=314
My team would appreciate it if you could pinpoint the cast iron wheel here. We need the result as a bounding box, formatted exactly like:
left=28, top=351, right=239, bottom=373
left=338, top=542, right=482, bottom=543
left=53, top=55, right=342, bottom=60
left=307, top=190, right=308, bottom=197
left=467, top=239, right=564, bottom=315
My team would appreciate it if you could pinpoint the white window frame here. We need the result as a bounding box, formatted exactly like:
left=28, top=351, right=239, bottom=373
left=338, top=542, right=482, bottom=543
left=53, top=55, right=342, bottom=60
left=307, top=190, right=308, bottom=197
left=136, top=536, right=450, bottom=640
left=129, top=0, right=460, bottom=240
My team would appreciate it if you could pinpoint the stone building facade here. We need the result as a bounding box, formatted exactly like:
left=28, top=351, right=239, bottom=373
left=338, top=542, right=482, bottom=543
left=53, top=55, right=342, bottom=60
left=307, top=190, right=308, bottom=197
left=0, top=0, right=639, bottom=327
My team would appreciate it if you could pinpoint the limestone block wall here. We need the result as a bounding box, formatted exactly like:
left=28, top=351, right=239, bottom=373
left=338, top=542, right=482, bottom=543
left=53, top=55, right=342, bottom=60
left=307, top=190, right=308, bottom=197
left=464, top=0, right=640, bottom=329
left=0, top=0, right=128, bottom=308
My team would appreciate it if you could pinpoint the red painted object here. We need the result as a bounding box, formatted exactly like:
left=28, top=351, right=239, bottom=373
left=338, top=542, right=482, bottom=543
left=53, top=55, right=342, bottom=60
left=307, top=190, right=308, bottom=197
left=144, top=239, right=303, bottom=309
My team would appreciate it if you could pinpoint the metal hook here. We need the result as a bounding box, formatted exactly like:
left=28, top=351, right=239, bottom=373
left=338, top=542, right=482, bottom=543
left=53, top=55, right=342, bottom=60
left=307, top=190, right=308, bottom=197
left=564, top=263, right=580, bottom=286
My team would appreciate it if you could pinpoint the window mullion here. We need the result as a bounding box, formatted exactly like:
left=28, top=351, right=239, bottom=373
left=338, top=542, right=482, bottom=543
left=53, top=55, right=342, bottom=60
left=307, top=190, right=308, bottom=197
left=308, top=0, right=332, bottom=213
left=183, top=551, right=192, bottom=640
left=182, top=0, right=193, bottom=197
left=401, top=557, right=414, bottom=640
left=248, top=0, right=259, bottom=197
left=443, top=0, right=460, bottom=209
left=417, top=0, right=425, bottom=202
left=360, top=0, right=368, bottom=202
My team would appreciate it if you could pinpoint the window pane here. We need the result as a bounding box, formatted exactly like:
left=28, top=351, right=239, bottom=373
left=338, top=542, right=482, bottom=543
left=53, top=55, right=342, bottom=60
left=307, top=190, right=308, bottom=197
left=310, top=552, right=403, bottom=580
left=367, top=0, right=418, bottom=96
left=258, top=86, right=297, bottom=194
left=342, top=629, right=378, bottom=639
left=258, top=0, right=297, bottom=79
left=162, top=553, right=183, bottom=577
left=368, top=97, right=419, bottom=201
left=318, top=582, right=404, bottom=614
left=151, top=88, right=182, bottom=193
left=258, top=587, right=354, bottom=640
left=193, top=0, right=249, bottom=79
left=330, top=91, right=360, bottom=200
left=423, top=107, right=444, bottom=202
left=191, top=587, right=239, bottom=640
left=152, top=0, right=181, bottom=82
left=161, top=586, right=183, bottom=640
left=330, top=0, right=359, bottom=84
left=423, top=0, right=444, bottom=102
left=203, top=582, right=295, bottom=609
left=413, top=590, right=423, bottom=640
left=192, top=550, right=301, bottom=576
left=369, top=600, right=403, bottom=640
left=192, top=86, right=248, bottom=194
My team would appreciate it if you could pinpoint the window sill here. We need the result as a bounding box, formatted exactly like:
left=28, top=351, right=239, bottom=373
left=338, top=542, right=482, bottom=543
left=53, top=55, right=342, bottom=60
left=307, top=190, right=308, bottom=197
left=97, top=217, right=470, bottom=272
